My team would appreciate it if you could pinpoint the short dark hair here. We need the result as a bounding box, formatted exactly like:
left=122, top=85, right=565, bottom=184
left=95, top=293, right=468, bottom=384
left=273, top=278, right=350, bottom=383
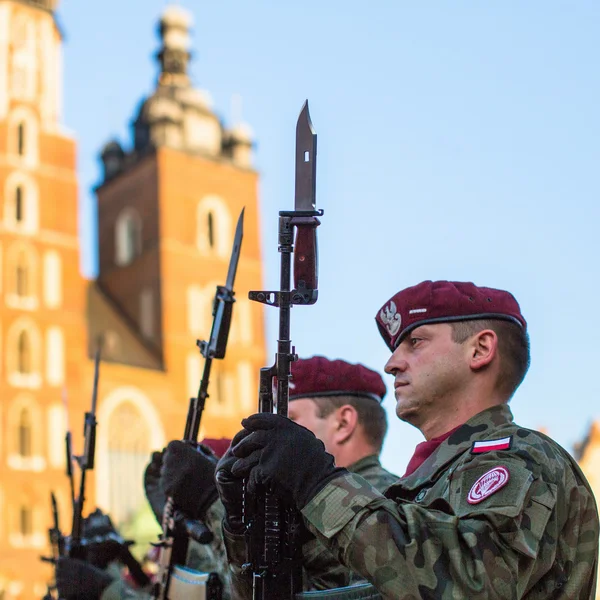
left=310, top=394, right=388, bottom=453
left=450, top=319, right=530, bottom=399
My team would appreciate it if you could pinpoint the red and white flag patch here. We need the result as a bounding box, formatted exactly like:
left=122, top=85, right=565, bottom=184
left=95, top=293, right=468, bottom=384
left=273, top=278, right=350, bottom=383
left=467, top=465, right=510, bottom=504
left=471, top=436, right=512, bottom=454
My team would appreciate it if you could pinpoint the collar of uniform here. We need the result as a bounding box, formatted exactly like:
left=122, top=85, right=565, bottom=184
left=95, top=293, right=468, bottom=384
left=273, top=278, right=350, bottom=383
left=347, top=454, right=382, bottom=475
left=389, top=403, right=514, bottom=492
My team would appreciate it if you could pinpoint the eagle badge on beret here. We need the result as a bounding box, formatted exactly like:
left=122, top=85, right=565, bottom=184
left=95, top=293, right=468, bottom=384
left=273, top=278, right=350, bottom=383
left=380, top=300, right=401, bottom=336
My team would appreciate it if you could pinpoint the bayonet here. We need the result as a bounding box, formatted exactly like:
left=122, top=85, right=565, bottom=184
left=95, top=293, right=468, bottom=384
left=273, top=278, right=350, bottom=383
left=225, top=208, right=244, bottom=291
left=295, top=101, right=317, bottom=211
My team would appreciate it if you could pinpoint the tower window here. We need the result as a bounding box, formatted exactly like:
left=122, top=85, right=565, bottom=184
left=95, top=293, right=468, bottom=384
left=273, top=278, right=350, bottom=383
left=140, top=288, right=154, bottom=339
left=17, top=330, right=31, bottom=374
left=19, top=506, right=32, bottom=536
left=15, top=186, right=23, bottom=222
left=115, top=209, right=142, bottom=266
left=17, top=122, right=25, bottom=156
left=18, top=408, right=32, bottom=457
left=207, top=212, right=215, bottom=248
left=16, top=252, right=29, bottom=297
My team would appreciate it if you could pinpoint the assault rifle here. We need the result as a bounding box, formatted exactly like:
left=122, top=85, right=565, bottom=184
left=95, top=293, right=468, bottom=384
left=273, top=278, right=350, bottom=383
left=42, top=492, right=65, bottom=599
left=67, top=345, right=101, bottom=563
left=152, top=209, right=244, bottom=600
left=244, top=101, right=322, bottom=599
left=42, top=347, right=149, bottom=598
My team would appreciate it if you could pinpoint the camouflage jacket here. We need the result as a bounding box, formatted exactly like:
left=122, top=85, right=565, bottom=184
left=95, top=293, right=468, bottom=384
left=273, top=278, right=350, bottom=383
left=223, top=454, right=398, bottom=598
left=100, top=501, right=231, bottom=600
left=302, top=404, right=599, bottom=599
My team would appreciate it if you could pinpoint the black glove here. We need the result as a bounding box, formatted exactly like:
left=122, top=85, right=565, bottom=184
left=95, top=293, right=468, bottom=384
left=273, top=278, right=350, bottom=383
left=215, top=429, right=251, bottom=534
left=231, top=413, right=346, bottom=509
left=55, top=557, right=113, bottom=600
left=144, top=450, right=167, bottom=525
left=160, top=440, right=219, bottom=519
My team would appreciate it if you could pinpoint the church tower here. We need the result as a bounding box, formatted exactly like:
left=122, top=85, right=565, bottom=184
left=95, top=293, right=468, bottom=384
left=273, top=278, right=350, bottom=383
left=88, top=4, right=267, bottom=525
left=0, top=0, right=88, bottom=597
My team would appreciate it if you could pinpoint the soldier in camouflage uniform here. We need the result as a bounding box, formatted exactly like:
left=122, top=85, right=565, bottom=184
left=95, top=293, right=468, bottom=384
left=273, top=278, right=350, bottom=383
left=221, top=281, right=599, bottom=599
left=223, top=356, right=399, bottom=597
left=150, top=356, right=397, bottom=599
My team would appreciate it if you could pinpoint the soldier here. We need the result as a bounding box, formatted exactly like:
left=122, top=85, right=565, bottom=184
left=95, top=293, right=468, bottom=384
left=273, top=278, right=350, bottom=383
left=157, top=356, right=397, bottom=597
left=222, top=280, right=600, bottom=599
left=55, top=509, right=145, bottom=600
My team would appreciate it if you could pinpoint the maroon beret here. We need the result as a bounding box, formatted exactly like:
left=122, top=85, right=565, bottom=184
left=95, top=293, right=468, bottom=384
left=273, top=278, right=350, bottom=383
left=376, top=280, right=527, bottom=351
left=200, top=437, right=232, bottom=458
left=289, top=356, right=386, bottom=403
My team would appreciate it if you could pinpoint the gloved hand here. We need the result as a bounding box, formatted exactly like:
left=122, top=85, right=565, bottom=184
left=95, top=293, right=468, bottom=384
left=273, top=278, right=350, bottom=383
left=55, top=557, right=113, bottom=600
left=215, top=429, right=251, bottom=534
left=231, top=413, right=347, bottom=509
left=160, top=440, right=219, bottom=519
left=144, top=450, right=166, bottom=525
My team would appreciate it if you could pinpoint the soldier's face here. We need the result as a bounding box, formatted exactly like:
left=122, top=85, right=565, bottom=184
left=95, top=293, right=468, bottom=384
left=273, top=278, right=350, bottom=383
left=288, top=398, right=336, bottom=455
left=384, top=323, right=471, bottom=431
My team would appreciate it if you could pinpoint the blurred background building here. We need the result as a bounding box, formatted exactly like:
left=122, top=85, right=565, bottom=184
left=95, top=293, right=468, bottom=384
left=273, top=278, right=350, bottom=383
left=0, top=1, right=266, bottom=597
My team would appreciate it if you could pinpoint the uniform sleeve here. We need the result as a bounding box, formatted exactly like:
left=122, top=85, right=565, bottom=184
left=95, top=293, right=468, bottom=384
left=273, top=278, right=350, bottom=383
left=222, top=527, right=252, bottom=600
left=190, top=498, right=232, bottom=600
left=302, top=456, right=559, bottom=600
left=222, top=523, right=352, bottom=596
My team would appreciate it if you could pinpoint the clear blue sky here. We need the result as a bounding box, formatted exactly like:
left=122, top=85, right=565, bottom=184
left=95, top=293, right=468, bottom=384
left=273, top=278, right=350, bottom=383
left=60, top=0, right=600, bottom=472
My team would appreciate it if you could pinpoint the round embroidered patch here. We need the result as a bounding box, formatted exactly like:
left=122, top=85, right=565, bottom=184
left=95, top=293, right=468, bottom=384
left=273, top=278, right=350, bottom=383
left=467, top=465, right=510, bottom=505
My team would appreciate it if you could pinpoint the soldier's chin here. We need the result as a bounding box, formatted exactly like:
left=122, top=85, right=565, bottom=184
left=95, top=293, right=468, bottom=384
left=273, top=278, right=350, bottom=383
left=395, top=400, right=419, bottom=426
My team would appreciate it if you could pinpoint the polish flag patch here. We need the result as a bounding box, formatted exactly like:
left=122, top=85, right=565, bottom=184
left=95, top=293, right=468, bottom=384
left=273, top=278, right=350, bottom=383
left=470, top=436, right=512, bottom=454
left=467, top=465, right=510, bottom=504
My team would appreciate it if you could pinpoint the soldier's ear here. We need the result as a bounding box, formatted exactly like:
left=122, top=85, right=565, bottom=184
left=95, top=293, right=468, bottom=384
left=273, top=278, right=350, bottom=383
left=334, top=405, right=358, bottom=444
left=469, top=329, right=498, bottom=371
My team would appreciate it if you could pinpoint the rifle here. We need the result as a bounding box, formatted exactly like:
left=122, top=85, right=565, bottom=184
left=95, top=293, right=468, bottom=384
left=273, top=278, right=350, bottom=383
left=62, top=387, right=75, bottom=509
left=153, top=208, right=244, bottom=600
left=41, top=492, right=65, bottom=599
left=244, top=100, right=322, bottom=599
left=67, top=345, right=101, bottom=562
left=42, top=350, right=150, bottom=596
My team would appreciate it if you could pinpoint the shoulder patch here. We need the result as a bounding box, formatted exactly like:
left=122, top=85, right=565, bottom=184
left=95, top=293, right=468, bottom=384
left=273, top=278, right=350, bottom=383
left=467, top=465, right=510, bottom=504
left=470, top=436, right=512, bottom=454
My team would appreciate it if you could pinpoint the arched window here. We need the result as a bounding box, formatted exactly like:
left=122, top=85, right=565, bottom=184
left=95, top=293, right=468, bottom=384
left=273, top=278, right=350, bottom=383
left=7, top=243, right=38, bottom=309
left=8, top=108, right=38, bottom=165
left=207, top=211, right=215, bottom=248
left=107, top=402, right=151, bottom=526
left=19, top=506, right=32, bottom=536
left=7, top=319, right=42, bottom=388
left=46, top=327, right=64, bottom=386
left=196, top=196, right=232, bottom=257
left=7, top=395, right=44, bottom=470
left=18, top=408, right=32, bottom=457
left=17, top=123, right=25, bottom=156
left=115, top=209, right=142, bottom=266
left=15, top=186, right=23, bottom=221
left=4, top=172, right=39, bottom=233
left=16, top=251, right=29, bottom=297
left=17, top=330, right=31, bottom=374
left=43, top=250, right=62, bottom=308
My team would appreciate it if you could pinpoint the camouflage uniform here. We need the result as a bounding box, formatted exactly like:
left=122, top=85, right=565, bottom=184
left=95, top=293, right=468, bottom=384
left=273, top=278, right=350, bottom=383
left=300, top=404, right=599, bottom=599
left=100, top=502, right=231, bottom=600
left=223, top=454, right=398, bottom=598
